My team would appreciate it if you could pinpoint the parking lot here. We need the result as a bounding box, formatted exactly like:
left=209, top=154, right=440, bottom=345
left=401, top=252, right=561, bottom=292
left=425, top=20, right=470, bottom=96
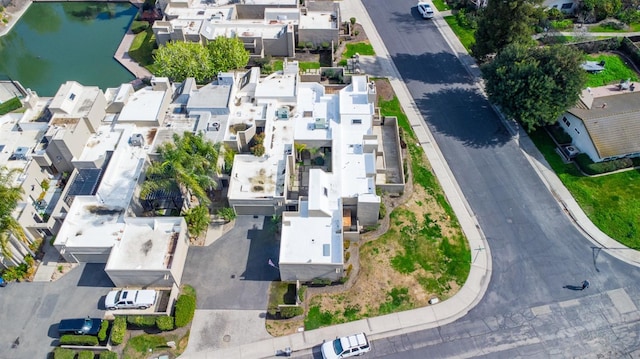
left=0, top=263, right=113, bottom=359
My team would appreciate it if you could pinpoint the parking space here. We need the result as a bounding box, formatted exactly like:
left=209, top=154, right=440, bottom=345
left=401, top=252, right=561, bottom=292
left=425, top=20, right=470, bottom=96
left=181, top=215, right=280, bottom=310
left=0, top=263, right=113, bottom=359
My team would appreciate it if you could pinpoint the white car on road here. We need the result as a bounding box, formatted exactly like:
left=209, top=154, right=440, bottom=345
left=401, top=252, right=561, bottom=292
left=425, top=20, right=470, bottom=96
left=417, top=2, right=434, bottom=19
left=321, top=332, right=371, bottom=359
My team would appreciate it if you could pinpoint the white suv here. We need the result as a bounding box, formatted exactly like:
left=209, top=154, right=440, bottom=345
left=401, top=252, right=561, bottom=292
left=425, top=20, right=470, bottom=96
left=417, top=2, right=434, bottom=19
left=321, top=333, right=371, bottom=359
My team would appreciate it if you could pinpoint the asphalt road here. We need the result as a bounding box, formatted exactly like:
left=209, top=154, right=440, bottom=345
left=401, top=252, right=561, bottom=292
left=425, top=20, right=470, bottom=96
left=360, top=0, right=640, bottom=357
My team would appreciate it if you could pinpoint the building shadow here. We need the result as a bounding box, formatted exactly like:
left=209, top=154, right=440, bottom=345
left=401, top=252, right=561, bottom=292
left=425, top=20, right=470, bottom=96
left=76, top=263, right=114, bottom=287
left=240, top=216, right=281, bottom=281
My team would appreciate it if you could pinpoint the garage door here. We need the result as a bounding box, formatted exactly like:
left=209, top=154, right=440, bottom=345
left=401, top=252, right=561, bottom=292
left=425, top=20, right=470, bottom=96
left=233, top=205, right=275, bottom=216
left=71, top=253, right=110, bottom=263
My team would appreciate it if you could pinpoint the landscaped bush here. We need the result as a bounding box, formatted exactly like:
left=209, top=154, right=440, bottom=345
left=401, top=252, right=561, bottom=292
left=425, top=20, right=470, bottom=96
left=297, top=286, right=306, bottom=302
left=98, top=320, right=109, bottom=342
left=174, top=294, right=196, bottom=327
left=59, top=334, right=99, bottom=346
left=110, top=317, right=126, bottom=346
left=0, top=97, right=22, bottom=115
left=550, top=19, right=573, bottom=30
left=53, top=348, right=75, bottom=359
left=77, top=350, right=95, bottom=359
left=155, top=315, right=175, bottom=331
left=280, top=306, right=303, bottom=319
left=130, top=20, right=149, bottom=34
left=99, top=351, right=118, bottom=359
left=126, top=315, right=157, bottom=327
left=574, top=154, right=634, bottom=175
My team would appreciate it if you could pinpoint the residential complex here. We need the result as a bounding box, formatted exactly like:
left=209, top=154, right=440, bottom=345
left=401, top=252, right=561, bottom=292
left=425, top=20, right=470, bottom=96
left=153, top=0, right=340, bottom=58
left=0, top=61, right=404, bottom=285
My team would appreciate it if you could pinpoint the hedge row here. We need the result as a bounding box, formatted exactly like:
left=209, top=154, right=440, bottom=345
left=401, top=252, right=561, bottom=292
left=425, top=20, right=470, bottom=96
left=175, top=294, right=196, bottom=327
left=77, top=351, right=95, bottom=359
left=574, top=154, right=638, bottom=175
left=280, top=306, right=303, bottom=319
left=59, top=335, right=99, bottom=346
left=53, top=348, right=75, bottom=359
left=98, top=320, right=109, bottom=342
left=110, top=317, right=127, bottom=346
left=126, top=315, right=156, bottom=327
left=155, top=315, right=174, bottom=331
left=99, top=351, right=119, bottom=359
left=130, top=20, right=149, bottom=34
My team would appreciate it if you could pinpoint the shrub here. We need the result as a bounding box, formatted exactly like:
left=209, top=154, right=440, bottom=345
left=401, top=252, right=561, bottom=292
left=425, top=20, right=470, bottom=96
left=345, top=251, right=351, bottom=262
left=310, top=278, right=332, bottom=286
left=550, top=19, right=573, bottom=30
left=305, top=41, right=314, bottom=50
left=297, top=286, right=306, bottom=302
left=0, top=97, right=22, bottom=115
left=545, top=7, right=563, bottom=20
left=126, top=315, right=157, bottom=327
left=297, top=41, right=306, bottom=49
left=59, top=335, right=99, bottom=346
left=53, top=348, right=75, bottom=359
left=99, top=352, right=119, bottom=359
left=174, top=294, right=196, bottom=327
left=130, top=20, right=149, bottom=34
left=78, top=351, right=95, bottom=359
left=350, top=17, right=356, bottom=25
left=251, top=143, right=265, bottom=156
left=110, top=317, right=126, bottom=345
left=280, top=306, right=303, bottom=318
left=156, top=316, right=175, bottom=331
left=217, top=207, right=236, bottom=222
left=548, top=125, right=571, bottom=144
left=98, top=320, right=109, bottom=342
left=321, top=41, right=330, bottom=49
left=574, top=154, right=633, bottom=175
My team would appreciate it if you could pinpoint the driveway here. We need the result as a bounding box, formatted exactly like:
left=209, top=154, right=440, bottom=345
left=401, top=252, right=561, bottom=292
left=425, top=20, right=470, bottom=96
left=0, top=263, right=113, bottom=359
left=181, top=215, right=281, bottom=353
left=182, top=215, right=281, bottom=310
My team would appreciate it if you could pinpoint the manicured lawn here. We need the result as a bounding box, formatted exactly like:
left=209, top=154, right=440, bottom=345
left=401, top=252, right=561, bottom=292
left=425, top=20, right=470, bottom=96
left=584, top=53, right=639, bottom=87
left=431, top=0, right=450, bottom=11
left=128, top=27, right=159, bottom=73
left=272, top=60, right=318, bottom=72
left=589, top=22, right=640, bottom=32
left=342, top=42, right=375, bottom=59
left=444, top=15, right=475, bottom=51
left=530, top=130, right=640, bottom=249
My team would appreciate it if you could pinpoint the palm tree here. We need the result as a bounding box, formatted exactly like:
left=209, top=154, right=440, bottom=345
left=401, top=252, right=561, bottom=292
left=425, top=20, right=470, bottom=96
left=141, top=132, right=219, bottom=209
left=0, top=167, right=31, bottom=263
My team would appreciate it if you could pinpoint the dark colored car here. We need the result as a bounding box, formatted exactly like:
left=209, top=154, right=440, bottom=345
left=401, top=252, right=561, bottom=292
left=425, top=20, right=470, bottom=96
left=0, top=277, right=6, bottom=287
left=58, top=317, right=102, bottom=336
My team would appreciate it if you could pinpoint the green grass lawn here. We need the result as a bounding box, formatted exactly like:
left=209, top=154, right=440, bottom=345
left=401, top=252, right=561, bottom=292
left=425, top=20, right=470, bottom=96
left=584, top=53, right=639, bottom=87
left=128, top=27, right=158, bottom=73
left=530, top=130, right=640, bottom=249
left=272, top=60, right=319, bottom=72
left=589, top=22, right=640, bottom=32
left=444, top=15, right=475, bottom=51
left=342, top=42, right=375, bottom=59
left=431, top=0, right=450, bottom=11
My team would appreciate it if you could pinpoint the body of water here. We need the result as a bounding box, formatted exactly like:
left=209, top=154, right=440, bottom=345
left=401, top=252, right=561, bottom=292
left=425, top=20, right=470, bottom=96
left=0, top=2, right=137, bottom=97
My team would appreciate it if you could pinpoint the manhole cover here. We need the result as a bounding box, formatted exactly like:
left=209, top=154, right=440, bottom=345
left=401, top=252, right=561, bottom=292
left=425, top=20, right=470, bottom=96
left=223, top=334, right=231, bottom=342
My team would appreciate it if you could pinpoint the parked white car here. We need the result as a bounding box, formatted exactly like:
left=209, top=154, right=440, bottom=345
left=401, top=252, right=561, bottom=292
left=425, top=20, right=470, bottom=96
left=321, top=332, right=371, bottom=359
left=417, top=2, right=434, bottom=19
left=105, top=289, right=157, bottom=310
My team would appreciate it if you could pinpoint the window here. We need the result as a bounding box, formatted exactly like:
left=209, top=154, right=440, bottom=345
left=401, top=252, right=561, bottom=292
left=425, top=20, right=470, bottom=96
left=352, top=119, right=362, bottom=124
left=575, top=128, right=580, bottom=134
left=562, top=117, right=571, bottom=127
left=69, top=93, right=76, bottom=100
left=323, top=187, right=328, bottom=196
left=561, top=3, right=573, bottom=10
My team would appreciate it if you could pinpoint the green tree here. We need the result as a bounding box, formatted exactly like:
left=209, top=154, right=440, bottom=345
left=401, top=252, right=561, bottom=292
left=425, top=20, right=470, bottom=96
left=0, top=167, right=31, bottom=263
left=154, top=41, right=215, bottom=83
left=207, top=36, right=250, bottom=74
left=481, top=43, right=586, bottom=131
left=472, top=0, right=542, bottom=60
left=141, top=132, right=219, bottom=208
left=183, top=204, right=210, bottom=238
